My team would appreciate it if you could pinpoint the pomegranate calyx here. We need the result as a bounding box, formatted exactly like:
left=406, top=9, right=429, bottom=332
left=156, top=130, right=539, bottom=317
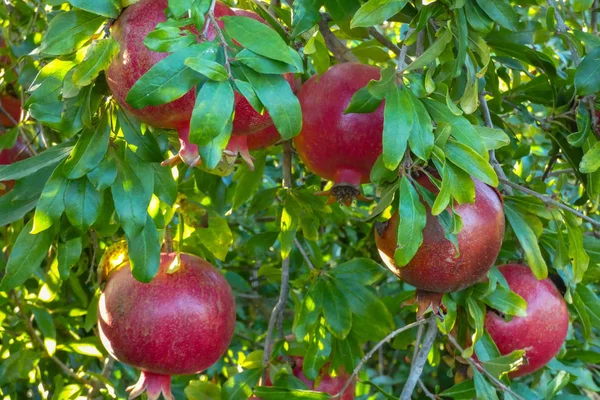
left=127, top=371, right=173, bottom=400
left=403, top=290, right=445, bottom=320
left=315, top=184, right=373, bottom=206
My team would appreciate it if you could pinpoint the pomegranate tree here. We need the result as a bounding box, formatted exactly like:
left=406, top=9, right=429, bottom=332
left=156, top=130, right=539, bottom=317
left=374, top=174, right=505, bottom=293
left=97, top=252, right=236, bottom=400
left=485, top=264, right=569, bottom=377
left=294, top=63, right=384, bottom=205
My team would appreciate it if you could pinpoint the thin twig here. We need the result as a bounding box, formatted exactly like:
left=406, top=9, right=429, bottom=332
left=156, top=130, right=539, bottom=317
left=592, top=0, right=598, bottom=34
left=399, top=315, right=438, bottom=400
left=202, top=0, right=217, bottom=36
left=447, top=335, right=525, bottom=400
left=334, top=319, right=429, bottom=398
left=294, top=238, right=315, bottom=270
left=412, top=324, right=425, bottom=362
left=418, top=379, right=438, bottom=400
left=499, top=177, right=599, bottom=227
left=252, top=0, right=289, bottom=36
left=208, top=9, right=232, bottom=78
left=548, top=0, right=581, bottom=64
left=368, top=27, right=401, bottom=55
left=261, top=141, right=294, bottom=381
left=318, top=15, right=358, bottom=63
left=478, top=92, right=514, bottom=196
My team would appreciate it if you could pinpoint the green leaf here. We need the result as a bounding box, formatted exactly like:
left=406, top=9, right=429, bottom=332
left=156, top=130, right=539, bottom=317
left=303, top=323, right=332, bottom=381
left=88, top=152, right=117, bottom=191
left=293, top=279, right=325, bottom=340
left=126, top=43, right=212, bottom=109
left=118, top=110, right=164, bottom=163
left=243, top=68, right=302, bottom=140
left=31, top=308, right=57, bottom=356
left=235, top=49, right=302, bottom=75
left=479, top=285, right=528, bottom=317
left=575, top=46, right=600, bottom=95
left=576, top=285, right=600, bottom=329
left=382, top=85, right=411, bottom=170
left=232, top=151, right=267, bottom=210
left=473, top=366, right=499, bottom=399
left=403, top=27, right=452, bottom=73
left=126, top=215, right=160, bottom=283
left=546, top=371, right=570, bottom=399
left=0, top=220, right=55, bottom=291
left=152, top=163, right=178, bottom=206
left=184, top=57, right=229, bottom=81
left=253, top=387, right=332, bottom=399
left=112, top=156, right=152, bottom=237
left=504, top=204, right=548, bottom=279
left=394, top=176, right=427, bottom=266
left=0, top=142, right=74, bottom=181
left=329, top=258, right=386, bottom=285
left=222, top=368, right=263, bottom=400
left=465, top=1, right=493, bottom=33
left=62, top=114, right=110, bottom=179
left=31, top=163, right=69, bottom=234
left=197, top=123, right=232, bottom=169
left=350, top=0, right=408, bottom=28
left=475, top=0, right=518, bottom=31
left=408, top=94, right=434, bottom=161
left=444, top=140, right=498, bottom=187
left=168, top=0, right=194, bottom=18
left=72, top=38, right=120, bottom=87
left=189, top=80, right=234, bottom=145
left=144, top=25, right=197, bottom=53
left=572, top=288, right=592, bottom=339
left=222, top=16, right=294, bottom=64
left=39, top=10, right=105, bottom=56
left=68, top=0, right=121, bottom=18
left=322, top=279, right=352, bottom=340
left=474, top=126, right=510, bottom=151
left=564, top=212, right=590, bottom=283
left=57, top=237, right=83, bottom=280
left=452, top=8, right=468, bottom=78
left=344, top=86, right=382, bottom=114
left=195, top=209, right=233, bottom=261
left=580, top=141, right=600, bottom=173
left=292, top=0, right=322, bottom=36
left=466, top=297, right=485, bottom=352
left=474, top=330, right=501, bottom=362
left=440, top=380, right=475, bottom=399
left=481, top=351, right=526, bottom=378
left=64, top=178, right=103, bottom=231
left=185, top=380, right=221, bottom=400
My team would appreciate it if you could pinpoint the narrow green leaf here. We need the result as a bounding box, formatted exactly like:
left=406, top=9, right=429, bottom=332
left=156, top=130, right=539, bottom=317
left=408, top=93, right=434, bottom=161
left=31, top=163, right=69, bottom=234
left=504, top=204, right=548, bottom=279
left=444, top=140, right=498, bottom=186
left=252, top=387, right=331, bottom=399
left=222, top=368, right=263, bottom=400
left=31, top=308, right=57, bottom=356
left=144, top=25, right=196, bottom=53
left=57, top=237, right=83, bottom=280
left=40, top=10, right=105, bottom=56
left=0, top=220, right=55, bottom=291
left=546, top=371, right=570, bottom=399
left=394, top=176, right=427, bottom=266
left=118, top=110, right=164, bottom=163
left=153, top=163, right=178, bottom=206
left=112, top=156, right=151, bottom=237
left=382, top=85, right=411, bottom=170
left=72, top=38, right=120, bottom=87
left=184, top=57, right=229, bottom=81
left=322, top=279, right=352, bottom=340
left=580, top=141, right=600, bottom=173
left=481, top=351, right=525, bottom=379
left=403, top=27, right=452, bottom=73
left=575, top=46, right=600, bottom=95
left=64, top=178, right=103, bottom=231
left=303, top=323, right=332, bottom=381
left=292, top=0, right=322, bottom=36
left=189, top=80, right=234, bottom=145
left=344, top=86, right=382, bottom=114
left=0, top=142, right=74, bottom=181
left=564, top=212, right=590, bottom=283
left=68, top=0, right=121, bottom=18
left=232, top=151, right=267, bottom=210
left=235, top=49, right=302, bottom=75
left=88, top=152, right=117, bottom=191
left=475, top=0, right=518, bottom=31
left=63, top=114, right=110, bottom=179
left=480, top=285, right=528, bottom=317
left=350, top=0, right=408, bottom=28
left=329, top=258, right=385, bottom=285
left=126, top=215, right=160, bottom=283
left=474, top=126, right=510, bottom=151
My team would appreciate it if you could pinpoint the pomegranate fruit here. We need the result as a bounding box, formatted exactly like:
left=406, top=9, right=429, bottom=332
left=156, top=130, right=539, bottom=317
left=294, top=63, right=384, bottom=205
left=106, top=0, right=235, bottom=131
left=97, top=252, right=236, bottom=400
left=0, top=94, right=21, bottom=127
left=484, top=264, right=569, bottom=377
left=374, top=174, right=504, bottom=293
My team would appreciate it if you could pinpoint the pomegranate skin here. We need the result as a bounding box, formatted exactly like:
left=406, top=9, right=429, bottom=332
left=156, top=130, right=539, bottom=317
left=247, top=124, right=280, bottom=150
left=98, top=252, right=236, bottom=378
left=0, top=94, right=20, bottom=127
left=374, top=175, right=505, bottom=293
left=485, top=264, right=569, bottom=378
left=294, top=63, right=384, bottom=187
left=106, top=0, right=235, bottom=130
left=230, top=8, right=295, bottom=136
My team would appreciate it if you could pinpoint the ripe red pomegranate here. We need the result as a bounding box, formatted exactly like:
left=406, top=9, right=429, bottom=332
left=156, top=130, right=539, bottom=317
left=253, top=356, right=354, bottom=400
left=106, top=0, right=235, bottom=130
left=374, top=174, right=505, bottom=293
left=484, top=264, right=569, bottom=377
left=294, top=63, right=384, bottom=205
left=97, top=252, right=236, bottom=400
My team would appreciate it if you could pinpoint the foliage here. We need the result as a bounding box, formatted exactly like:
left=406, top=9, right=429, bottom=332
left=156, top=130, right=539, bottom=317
left=0, top=0, right=599, bottom=399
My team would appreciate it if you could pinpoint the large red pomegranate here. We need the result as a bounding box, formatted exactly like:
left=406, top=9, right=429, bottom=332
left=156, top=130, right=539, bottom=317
left=106, top=0, right=235, bottom=130
left=294, top=63, right=384, bottom=205
left=484, top=264, right=569, bottom=377
left=374, top=174, right=505, bottom=293
left=97, top=252, right=236, bottom=400
left=254, top=356, right=354, bottom=399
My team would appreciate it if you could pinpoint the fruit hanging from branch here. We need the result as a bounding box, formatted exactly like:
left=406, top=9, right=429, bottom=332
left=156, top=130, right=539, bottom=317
left=294, top=62, right=384, bottom=205
left=374, top=174, right=505, bottom=293
left=97, top=252, right=236, bottom=400
left=484, top=264, right=569, bottom=377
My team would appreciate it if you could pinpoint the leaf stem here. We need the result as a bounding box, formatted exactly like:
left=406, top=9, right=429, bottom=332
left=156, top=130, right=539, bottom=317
left=399, top=315, right=438, bottom=400
left=446, top=334, right=525, bottom=400
left=333, top=319, right=429, bottom=398
left=369, top=27, right=402, bottom=55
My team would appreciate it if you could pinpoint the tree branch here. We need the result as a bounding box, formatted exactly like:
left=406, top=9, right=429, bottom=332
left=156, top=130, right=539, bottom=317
left=207, top=4, right=232, bottom=78
left=418, top=379, right=438, bottom=400
left=294, top=238, right=315, bottom=270
left=368, top=27, right=401, bottom=55
left=548, top=0, right=581, bottom=64
left=447, top=335, right=525, bottom=400
left=499, top=177, right=599, bottom=227
left=318, top=15, right=358, bottom=63
left=262, top=141, right=293, bottom=381
left=399, top=315, right=438, bottom=400
left=334, top=319, right=429, bottom=398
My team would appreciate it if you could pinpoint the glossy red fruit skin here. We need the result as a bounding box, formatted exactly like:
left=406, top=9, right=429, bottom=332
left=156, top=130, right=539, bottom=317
left=106, top=0, right=235, bottom=130
left=230, top=8, right=295, bottom=136
left=294, top=63, right=384, bottom=187
left=247, top=124, right=280, bottom=150
left=98, top=253, right=236, bottom=379
left=374, top=175, right=505, bottom=293
left=485, top=264, right=569, bottom=377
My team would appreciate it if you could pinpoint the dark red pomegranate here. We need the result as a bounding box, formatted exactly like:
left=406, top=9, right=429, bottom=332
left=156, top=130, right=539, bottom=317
left=254, top=356, right=354, bottom=400
left=107, top=0, right=235, bottom=130
left=485, top=264, right=569, bottom=377
left=374, top=174, right=505, bottom=293
left=0, top=94, right=20, bottom=127
left=98, top=252, right=236, bottom=400
left=294, top=63, right=384, bottom=205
